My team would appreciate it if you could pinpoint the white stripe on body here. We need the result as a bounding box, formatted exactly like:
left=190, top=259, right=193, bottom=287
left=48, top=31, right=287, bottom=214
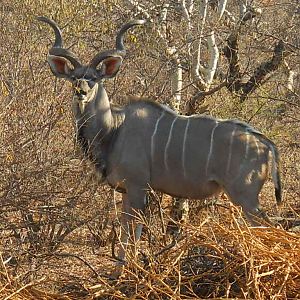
left=205, top=121, right=219, bottom=175
left=164, top=117, right=178, bottom=172
left=237, top=130, right=252, bottom=178
left=182, top=118, right=190, bottom=179
left=226, top=125, right=237, bottom=175
left=254, top=135, right=261, bottom=156
left=244, top=130, right=250, bottom=160
left=151, top=111, right=165, bottom=165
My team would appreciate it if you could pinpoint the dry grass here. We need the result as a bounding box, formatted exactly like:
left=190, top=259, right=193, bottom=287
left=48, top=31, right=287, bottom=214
left=1, top=208, right=300, bottom=299
left=1, top=0, right=299, bottom=299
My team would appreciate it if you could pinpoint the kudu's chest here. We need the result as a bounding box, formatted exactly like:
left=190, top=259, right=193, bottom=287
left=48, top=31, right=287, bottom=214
left=75, top=118, right=111, bottom=180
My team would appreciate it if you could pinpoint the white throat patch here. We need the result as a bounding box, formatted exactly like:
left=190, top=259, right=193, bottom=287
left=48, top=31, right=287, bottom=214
left=77, top=84, right=98, bottom=113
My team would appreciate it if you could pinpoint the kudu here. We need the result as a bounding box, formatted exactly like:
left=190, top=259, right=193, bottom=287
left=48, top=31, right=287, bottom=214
left=38, top=17, right=282, bottom=262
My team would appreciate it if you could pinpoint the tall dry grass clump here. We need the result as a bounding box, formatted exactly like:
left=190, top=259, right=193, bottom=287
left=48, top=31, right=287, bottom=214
left=1, top=211, right=300, bottom=299
left=89, top=209, right=300, bottom=299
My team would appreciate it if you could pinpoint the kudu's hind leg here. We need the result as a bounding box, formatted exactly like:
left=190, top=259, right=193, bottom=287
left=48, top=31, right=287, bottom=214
left=244, top=206, right=273, bottom=226
left=117, top=188, right=147, bottom=263
left=226, top=187, right=272, bottom=226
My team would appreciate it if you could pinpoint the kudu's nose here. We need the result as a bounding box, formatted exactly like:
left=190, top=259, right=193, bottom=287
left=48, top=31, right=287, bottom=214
left=74, top=86, right=87, bottom=100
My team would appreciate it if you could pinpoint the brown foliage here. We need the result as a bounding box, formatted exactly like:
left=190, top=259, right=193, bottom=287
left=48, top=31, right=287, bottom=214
left=0, top=0, right=299, bottom=299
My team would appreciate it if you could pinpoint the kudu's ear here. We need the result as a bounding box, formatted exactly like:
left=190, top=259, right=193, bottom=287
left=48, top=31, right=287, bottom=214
left=47, top=55, right=73, bottom=78
left=99, top=56, right=123, bottom=79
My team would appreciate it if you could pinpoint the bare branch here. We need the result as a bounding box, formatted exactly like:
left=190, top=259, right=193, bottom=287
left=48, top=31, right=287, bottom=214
left=241, top=6, right=262, bottom=24
left=283, top=61, right=297, bottom=93
left=199, top=0, right=209, bottom=18
left=238, top=0, right=247, bottom=20
left=181, top=0, right=193, bottom=55
left=191, top=0, right=209, bottom=90
left=186, top=81, right=227, bottom=114
left=170, top=52, right=183, bottom=111
left=218, top=0, right=228, bottom=19
left=54, top=252, right=99, bottom=278
left=223, top=31, right=242, bottom=93
left=240, top=40, right=293, bottom=101
left=223, top=9, right=236, bottom=24
left=125, top=0, right=151, bottom=20
left=224, top=32, right=293, bottom=102
left=159, top=3, right=169, bottom=40
left=205, top=31, right=219, bottom=85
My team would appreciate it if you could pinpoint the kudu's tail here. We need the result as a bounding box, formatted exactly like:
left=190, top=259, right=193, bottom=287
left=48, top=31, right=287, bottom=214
left=269, top=142, right=282, bottom=205
left=260, top=136, right=282, bottom=205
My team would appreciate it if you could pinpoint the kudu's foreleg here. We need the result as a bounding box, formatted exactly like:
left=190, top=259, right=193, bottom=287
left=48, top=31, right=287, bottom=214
left=117, top=188, right=147, bottom=263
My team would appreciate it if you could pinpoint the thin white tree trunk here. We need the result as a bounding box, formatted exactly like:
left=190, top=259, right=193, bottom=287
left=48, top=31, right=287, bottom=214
left=218, top=0, right=228, bottom=19
left=284, top=61, right=296, bottom=93
left=125, top=0, right=151, bottom=19
left=192, top=0, right=208, bottom=89
left=171, top=53, right=183, bottom=111
left=204, top=31, right=219, bottom=87
left=238, top=0, right=247, bottom=19
left=159, top=3, right=169, bottom=39
left=192, top=1, right=219, bottom=91
left=181, top=0, right=194, bottom=55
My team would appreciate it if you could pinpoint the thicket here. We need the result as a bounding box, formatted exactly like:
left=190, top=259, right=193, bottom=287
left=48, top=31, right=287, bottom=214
left=0, top=0, right=299, bottom=299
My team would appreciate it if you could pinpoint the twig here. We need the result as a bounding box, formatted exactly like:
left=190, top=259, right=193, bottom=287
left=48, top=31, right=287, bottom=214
left=186, top=80, right=227, bottom=114
left=54, top=252, right=99, bottom=278
left=110, top=221, right=125, bottom=264
left=154, top=234, right=185, bottom=258
left=3, top=277, right=45, bottom=300
left=240, top=40, right=292, bottom=101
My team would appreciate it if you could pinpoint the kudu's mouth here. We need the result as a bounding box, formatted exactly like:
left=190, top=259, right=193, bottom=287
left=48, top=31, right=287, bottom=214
left=74, top=86, right=88, bottom=100
left=73, top=80, right=98, bottom=113
left=73, top=85, right=87, bottom=111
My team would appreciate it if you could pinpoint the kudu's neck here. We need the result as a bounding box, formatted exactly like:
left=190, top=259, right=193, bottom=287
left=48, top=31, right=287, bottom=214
left=74, top=81, right=117, bottom=179
left=93, top=82, right=113, bottom=132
